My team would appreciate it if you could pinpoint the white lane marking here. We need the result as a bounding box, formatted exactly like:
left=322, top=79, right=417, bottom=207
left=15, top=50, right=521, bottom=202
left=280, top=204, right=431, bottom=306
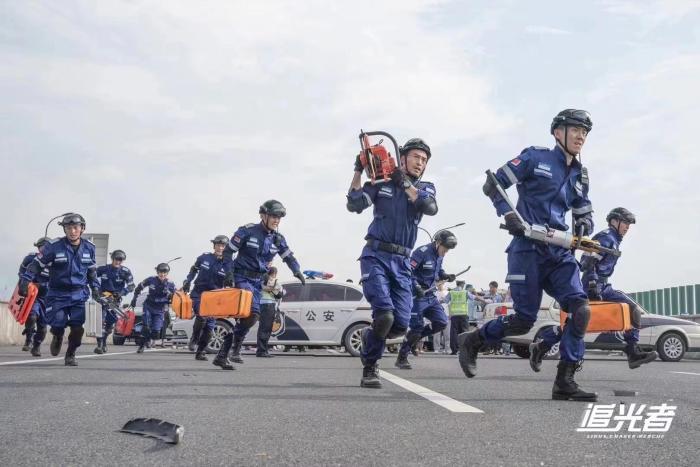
left=380, top=370, right=484, bottom=413
left=671, top=371, right=700, bottom=376
left=0, top=348, right=170, bottom=366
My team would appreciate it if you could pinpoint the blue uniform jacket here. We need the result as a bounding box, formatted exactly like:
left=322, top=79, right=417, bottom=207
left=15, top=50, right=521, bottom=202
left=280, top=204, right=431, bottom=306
left=409, top=243, right=445, bottom=292
left=22, top=237, right=99, bottom=295
left=134, top=276, right=176, bottom=306
left=490, top=145, right=593, bottom=233
left=346, top=179, right=437, bottom=251
left=581, top=227, right=622, bottom=285
left=226, top=222, right=301, bottom=274
left=18, top=253, right=50, bottom=298
left=96, top=264, right=135, bottom=297
left=186, top=252, right=233, bottom=293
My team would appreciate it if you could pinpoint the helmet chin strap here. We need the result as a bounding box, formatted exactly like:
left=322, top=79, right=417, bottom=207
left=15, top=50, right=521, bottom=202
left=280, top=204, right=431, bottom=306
left=556, top=126, right=582, bottom=162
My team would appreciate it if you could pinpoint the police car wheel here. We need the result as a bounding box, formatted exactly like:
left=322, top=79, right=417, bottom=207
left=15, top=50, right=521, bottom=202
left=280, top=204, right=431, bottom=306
left=657, top=332, right=685, bottom=362
left=206, top=320, right=233, bottom=354
left=343, top=323, right=369, bottom=357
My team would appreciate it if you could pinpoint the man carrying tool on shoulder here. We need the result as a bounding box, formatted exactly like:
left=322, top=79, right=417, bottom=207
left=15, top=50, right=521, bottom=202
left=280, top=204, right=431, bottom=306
left=529, top=207, right=657, bottom=371
left=459, top=109, right=598, bottom=401
left=347, top=134, right=438, bottom=388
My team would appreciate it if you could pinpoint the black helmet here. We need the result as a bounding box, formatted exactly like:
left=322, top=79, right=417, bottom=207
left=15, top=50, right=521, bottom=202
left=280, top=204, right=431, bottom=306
left=259, top=200, right=287, bottom=217
left=211, top=235, right=230, bottom=245
left=58, top=213, right=86, bottom=228
left=155, top=263, right=170, bottom=273
left=400, top=138, right=431, bottom=160
left=34, top=237, right=51, bottom=248
left=606, top=207, right=636, bottom=225
left=110, top=250, right=127, bottom=261
left=434, top=230, right=458, bottom=249
left=550, top=109, right=593, bottom=135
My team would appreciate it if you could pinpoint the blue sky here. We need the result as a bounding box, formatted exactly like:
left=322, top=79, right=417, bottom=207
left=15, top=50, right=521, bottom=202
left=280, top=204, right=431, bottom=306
left=1, top=0, right=699, bottom=298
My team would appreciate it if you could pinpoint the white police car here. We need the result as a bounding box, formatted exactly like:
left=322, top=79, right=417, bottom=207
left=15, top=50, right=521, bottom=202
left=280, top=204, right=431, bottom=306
left=171, top=280, right=401, bottom=356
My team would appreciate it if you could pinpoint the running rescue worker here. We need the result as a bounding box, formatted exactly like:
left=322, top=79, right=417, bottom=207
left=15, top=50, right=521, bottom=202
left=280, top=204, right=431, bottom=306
left=529, top=207, right=657, bottom=371
left=17, top=237, right=51, bottom=356
left=212, top=200, right=305, bottom=370
left=347, top=137, right=438, bottom=388
left=19, top=213, right=101, bottom=366
left=461, top=109, right=598, bottom=401
left=182, top=235, right=233, bottom=361
left=395, top=230, right=457, bottom=370
left=94, top=249, right=134, bottom=354
left=130, top=263, right=176, bottom=353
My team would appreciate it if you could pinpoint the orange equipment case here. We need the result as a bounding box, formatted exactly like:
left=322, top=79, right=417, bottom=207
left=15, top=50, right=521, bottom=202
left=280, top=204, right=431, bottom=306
left=9, top=283, right=38, bottom=325
left=199, top=288, right=252, bottom=319
left=172, top=290, right=193, bottom=320
left=116, top=308, right=136, bottom=336
left=560, top=301, right=632, bottom=333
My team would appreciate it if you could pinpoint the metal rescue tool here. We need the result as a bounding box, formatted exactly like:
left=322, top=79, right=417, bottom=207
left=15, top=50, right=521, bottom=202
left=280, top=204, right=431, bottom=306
left=485, top=170, right=620, bottom=257
left=419, top=266, right=472, bottom=297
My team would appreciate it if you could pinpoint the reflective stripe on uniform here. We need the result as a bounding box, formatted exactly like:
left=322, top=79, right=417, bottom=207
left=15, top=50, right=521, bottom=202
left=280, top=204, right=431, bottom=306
left=505, top=274, right=526, bottom=282
left=572, top=204, right=593, bottom=215
left=501, top=164, right=519, bottom=186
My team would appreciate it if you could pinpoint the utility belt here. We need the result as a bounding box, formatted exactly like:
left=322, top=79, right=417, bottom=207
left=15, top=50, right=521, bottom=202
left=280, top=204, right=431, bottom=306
left=234, top=268, right=265, bottom=280
left=49, top=284, right=85, bottom=292
left=365, top=239, right=411, bottom=257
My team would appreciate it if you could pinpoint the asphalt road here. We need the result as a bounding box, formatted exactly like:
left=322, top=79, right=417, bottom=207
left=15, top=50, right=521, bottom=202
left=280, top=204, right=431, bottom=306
left=1, top=343, right=699, bottom=466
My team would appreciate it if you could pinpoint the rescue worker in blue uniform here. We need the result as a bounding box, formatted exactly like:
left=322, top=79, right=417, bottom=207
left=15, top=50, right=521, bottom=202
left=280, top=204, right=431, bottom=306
left=530, top=207, right=657, bottom=371
left=212, top=200, right=305, bottom=370
left=347, top=138, right=438, bottom=388
left=18, top=237, right=51, bottom=356
left=19, top=213, right=101, bottom=366
left=130, top=263, right=176, bottom=353
left=182, top=235, right=233, bottom=361
left=395, top=230, right=457, bottom=370
left=460, top=109, right=598, bottom=401
left=94, top=249, right=134, bottom=354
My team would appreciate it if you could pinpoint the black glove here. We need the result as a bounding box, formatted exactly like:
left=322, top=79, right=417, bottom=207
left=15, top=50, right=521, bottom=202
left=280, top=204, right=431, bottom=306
left=587, top=280, right=602, bottom=301
left=504, top=212, right=526, bottom=236
left=354, top=154, right=364, bottom=173
left=182, top=280, right=191, bottom=293
left=18, top=280, right=29, bottom=297
left=113, top=292, right=121, bottom=302
left=574, top=216, right=593, bottom=237
left=293, top=271, right=306, bottom=286
left=91, top=289, right=102, bottom=303
left=129, top=298, right=137, bottom=308
left=482, top=174, right=498, bottom=198
left=445, top=274, right=456, bottom=282
left=390, top=168, right=406, bottom=187
left=414, top=284, right=425, bottom=298
left=223, top=271, right=234, bottom=287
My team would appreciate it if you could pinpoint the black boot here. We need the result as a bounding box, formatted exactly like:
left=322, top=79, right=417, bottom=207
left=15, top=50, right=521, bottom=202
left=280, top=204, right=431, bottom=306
left=50, top=330, right=64, bottom=356
left=552, top=361, right=598, bottom=401
left=457, top=329, right=482, bottom=378
left=529, top=339, right=547, bottom=373
left=189, top=317, right=204, bottom=352
left=361, top=364, right=382, bottom=388
left=195, top=329, right=211, bottom=361
left=625, top=345, right=658, bottom=369
left=101, top=338, right=108, bottom=354
left=137, top=337, right=146, bottom=354
left=22, top=334, right=32, bottom=352
left=31, top=327, right=46, bottom=357
left=64, top=326, right=84, bottom=367
left=30, top=343, right=42, bottom=357
left=94, top=337, right=104, bottom=354
left=22, top=316, right=36, bottom=351
left=395, top=352, right=412, bottom=370
left=230, top=336, right=244, bottom=364
left=212, top=333, right=235, bottom=370
left=359, top=327, right=370, bottom=367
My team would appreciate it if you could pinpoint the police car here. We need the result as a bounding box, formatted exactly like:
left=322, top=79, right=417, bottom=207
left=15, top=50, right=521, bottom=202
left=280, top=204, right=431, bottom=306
left=482, top=295, right=700, bottom=362
left=171, top=280, right=400, bottom=356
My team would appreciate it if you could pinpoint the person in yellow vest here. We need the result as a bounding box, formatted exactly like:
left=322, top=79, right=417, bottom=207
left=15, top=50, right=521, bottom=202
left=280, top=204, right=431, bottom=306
left=446, top=281, right=469, bottom=355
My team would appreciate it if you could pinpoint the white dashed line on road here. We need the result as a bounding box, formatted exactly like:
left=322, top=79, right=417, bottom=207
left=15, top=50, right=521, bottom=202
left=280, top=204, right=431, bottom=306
left=0, top=348, right=170, bottom=366
left=381, top=370, right=484, bottom=413
left=671, top=371, right=700, bottom=376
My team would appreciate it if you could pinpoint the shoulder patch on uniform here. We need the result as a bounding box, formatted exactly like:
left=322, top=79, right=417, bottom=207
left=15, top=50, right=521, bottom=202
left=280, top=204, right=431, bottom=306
left=244, top=223, right=256, bottom=228
left=419, top=246, right=428, bottom=252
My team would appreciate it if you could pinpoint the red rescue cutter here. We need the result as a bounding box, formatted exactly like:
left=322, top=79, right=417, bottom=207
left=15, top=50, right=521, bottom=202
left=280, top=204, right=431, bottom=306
left=9, top=283, right=38, bottom=325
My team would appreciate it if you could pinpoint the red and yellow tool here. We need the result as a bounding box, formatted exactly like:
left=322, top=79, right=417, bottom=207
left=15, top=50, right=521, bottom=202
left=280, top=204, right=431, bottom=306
left=357, top=130, right=400, bottom=184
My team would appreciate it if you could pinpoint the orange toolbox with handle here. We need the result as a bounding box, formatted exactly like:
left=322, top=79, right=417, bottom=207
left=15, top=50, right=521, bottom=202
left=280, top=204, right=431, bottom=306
left=200, top=288, right=252, bottom=319
left=9, top=283, right=38, bottom=325
left=560, top=301, right=632, bottom=333
left=171, top=290, right=193, bottom=320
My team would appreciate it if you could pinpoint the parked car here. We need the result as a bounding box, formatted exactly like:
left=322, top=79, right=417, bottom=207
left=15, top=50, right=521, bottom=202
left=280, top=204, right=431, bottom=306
left=171, top=280, right=402, bottom=356
left=482, top=294, right=700, bottom=362
left=112, top=293, right=176, bottom=345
